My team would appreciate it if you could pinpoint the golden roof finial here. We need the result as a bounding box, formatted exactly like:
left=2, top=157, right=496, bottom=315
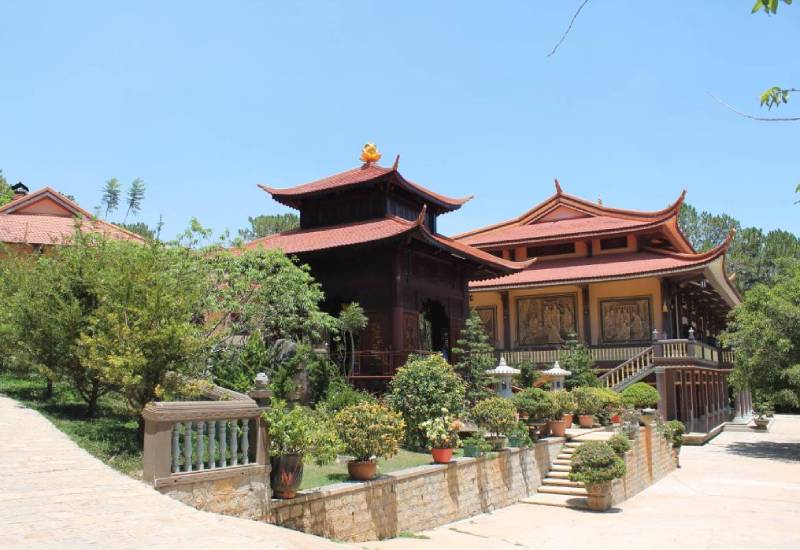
left=360, top=143, right=382, bottom=165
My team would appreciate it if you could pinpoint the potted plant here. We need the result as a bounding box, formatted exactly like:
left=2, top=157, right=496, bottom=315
left=462, top=432, right=492, bottom=457
left=334, top=402, right=405, bottom=481
left=607, top=433, right=632, bottom=457
left=471, top=397, right=518, bottom=450
left=421, top=410, right=463, bottom=464
left=663, top=420, right=685, bottom=466
left=752, top=401, right=770, bottom=430
left=548, top=390, right=576, bottom=436
left=595, top=388, right=623, bottom=428
left=569, top=440, right=626, bottom=511
left=621, top=383, right=660, bottom=425
left=507, top=420, right=533, bottom=448
left=263, top=400, right=341, bottom=499
left=572, top=387, right=603, bottom=428
left=512, top=387, right=554, bottom=441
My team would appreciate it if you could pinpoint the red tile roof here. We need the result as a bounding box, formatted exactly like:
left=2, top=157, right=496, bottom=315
left=259, top=163, right=472, bottom=211
left=470, top=236, right=733, bottom=290
left=0, top=215, right=143, bottom=245
left=459, top=215, right=659, bottom=247
left=0, top=187, right=93, bottom=217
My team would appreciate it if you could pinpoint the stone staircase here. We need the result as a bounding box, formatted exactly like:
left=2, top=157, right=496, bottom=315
left=522, top=440, right=590, bottom=508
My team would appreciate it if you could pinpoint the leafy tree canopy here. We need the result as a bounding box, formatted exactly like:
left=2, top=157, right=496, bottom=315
left=0, top=170, right=13, bottom=206
left=238, top=214, right=300, bottom=241
left=452, top=309, right=494, bottom=404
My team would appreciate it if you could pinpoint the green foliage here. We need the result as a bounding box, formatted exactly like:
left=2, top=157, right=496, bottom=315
left=594, top=388, right=623, bottom=425
left=512, top=360, right=540, bottom=389
left=663, top=420, right=686, bottom=448
left=336, top=302, right=368, bottom=376
left=512, top=387, right=555, bottom=421
left=508, top=420, right=533, bottom=447
left=0, top=169, right=13, bottom=206
left=471, top=397, right=518, bottom=437
left=211, top=333, right=270, bottom=394
left=263, top=399, right=341, bottom=464
left=119, top=222, right=156, bottom=240
left=572, top=386, right=605, bottom=416
left=420, top=411, right=463, bottom=449
left=607, top=433, right=632, bottom=457
left=559, top=335, right=598, bottom=389
left=751, top=0, right=792, bottom=15
left=760, top=86, right=793, bottom=110
left=568, top=441, right=626, bottom=485
left=334, top=402, right=405, bottom=462
left=461, top=433, right=493, bottom=453
left=452, top=309, right=495, bottom=404
left=238, top=213, right=300, bottom=241
left=621, top=382, right=661, bottom=410
left=100, top=178, right=121, bottom=218
left=386, top=354, right=466, bottom=448
left=722, top=263, right=800, bottom=409
left=304, top=354, right=339, bottom=405
left=551, top=390, right=576, bottom=418
left=123, top=178, right=146, bottom=223
left=317, top=378, right=376, bottom=415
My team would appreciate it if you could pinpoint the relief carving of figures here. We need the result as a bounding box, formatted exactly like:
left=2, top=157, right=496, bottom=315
left=516, top=295, right=577, bottom=345
left=600, top=297, right=651, bottom=343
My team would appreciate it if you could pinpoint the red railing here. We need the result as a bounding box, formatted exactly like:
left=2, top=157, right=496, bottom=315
left=349, top=350, right=435, bottom=379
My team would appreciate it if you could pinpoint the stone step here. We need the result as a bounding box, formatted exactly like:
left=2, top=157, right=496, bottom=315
left=557, top=453, right=573, bottom=460
left=553, top=459, right=572, bottom=466
left=542, top=477, right=583, bottom=488
left=547, top=470, right=571, bottom=479
left=520, top=492, right=589, bottom=509
left=565, top=442, right=583, bottom=448
left=537, top=485, right=588, bottom=497
left=550, top=464, right=571, bottom=472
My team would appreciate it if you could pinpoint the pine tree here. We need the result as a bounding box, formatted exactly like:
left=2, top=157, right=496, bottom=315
left=452, top=309, right=495, bottom=405
left=559, top=333, right=599, bottom=390
left=123, top=178, right=146, bottom=223
left=100, top=178, right=121, bottom=218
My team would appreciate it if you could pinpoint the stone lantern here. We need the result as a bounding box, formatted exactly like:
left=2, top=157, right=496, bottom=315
left=485, top=356, right=520, bottom=398
left=543, top=361, right=571, bottom=392
left=249, top=372, right=273, bottom=407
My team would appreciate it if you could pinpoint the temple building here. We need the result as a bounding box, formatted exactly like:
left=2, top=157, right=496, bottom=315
left=456, top=181, right=749, bottom=432
left=0, top=183, right=142, bottom=253
left=247, top=146, right=530, bottom=390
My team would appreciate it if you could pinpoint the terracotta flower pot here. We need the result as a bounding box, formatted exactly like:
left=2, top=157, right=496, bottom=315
left=347, top=460, right=377, bottom=481
left=611, top=414, right=622, bottom=424
left=270, top=453, right=304, bottom=499
left=431, top=448, right=454, bottom=464
left=562, top=413, right=574, bottom=427
left=585, top=481, right=613, bottom=511
left=486, top=435, right=507, bottom=451
left=754, top=417, right=770, bottom=430
left=548, top=419, right=567, bottom=437
left=533, top=421, right=550, bottom=438
left=578, top=414, right=594, bottom=428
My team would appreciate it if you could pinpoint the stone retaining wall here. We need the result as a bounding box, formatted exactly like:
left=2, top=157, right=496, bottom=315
left=267, top=438, right=563, bottom=542
left=611, top=425, right=676, bottom=505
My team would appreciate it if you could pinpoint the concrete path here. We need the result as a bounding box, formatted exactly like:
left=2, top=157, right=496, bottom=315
left=0, top=395, right=340, bottom=550
left=370, top=415, right=800, bottom=550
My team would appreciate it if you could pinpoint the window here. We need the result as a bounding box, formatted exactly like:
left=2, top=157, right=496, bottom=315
left=600, top=236, right=628, bottom=251
left=526, top=242, right=575, bottom=258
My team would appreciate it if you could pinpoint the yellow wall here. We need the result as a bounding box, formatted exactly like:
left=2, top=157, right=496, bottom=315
left=469, top=291, right=504, bottom=348
left=589, top=278, right=662, bottom=344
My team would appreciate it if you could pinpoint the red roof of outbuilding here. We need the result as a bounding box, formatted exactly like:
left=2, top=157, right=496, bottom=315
left=259, top=163, right=472, bottom=212
left=0, top=214, right=143, bottom=245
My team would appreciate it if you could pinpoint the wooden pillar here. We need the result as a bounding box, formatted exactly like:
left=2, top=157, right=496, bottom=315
left=501, top=291, right=511, bottom=351
left=661, top=279, right=673, bottom=339
left=655, top=367, right=668, bottom=420
left=391, top=249, right=404, bottom=354
left=581, top=285, right=591, bottom=344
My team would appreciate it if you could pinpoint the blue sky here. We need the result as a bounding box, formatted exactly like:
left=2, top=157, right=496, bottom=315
left=1, top=1, right=797, bottom=240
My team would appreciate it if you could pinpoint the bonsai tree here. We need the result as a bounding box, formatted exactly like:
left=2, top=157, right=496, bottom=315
left=551, top=390, right=576, bottom=420
left=512, top=387, right=555, bottom=423
left=621, top=382, right=660, bottom=410
left=451, top=309, right=495, bottom=405
left=595, top=388, right=623, bottom=426
left=472, top=397, right=518, bottom=448
left=560, top=334, right=599, bottom=390
left=387, top=354, right=466, bottom=448
left=572, top=386, right=604, bottom=417
left=569, top=440, right=627, bottom=511
left=513, top=360, right=540, bottom=389
left=663, top=420, right=685, bottom=448
left=607, top=433, right=632, bottom=457
left=334, top=402, right=405, bottom=463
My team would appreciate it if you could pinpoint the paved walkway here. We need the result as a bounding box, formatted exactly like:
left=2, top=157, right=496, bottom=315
left=0, top=395, right=339, bottom=549
left=370, top=415, right=800, bottom=550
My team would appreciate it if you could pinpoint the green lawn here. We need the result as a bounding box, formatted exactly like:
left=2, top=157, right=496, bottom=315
left=0, top=372, right=143, bottom=477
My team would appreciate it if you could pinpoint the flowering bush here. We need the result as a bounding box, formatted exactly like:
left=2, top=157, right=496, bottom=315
left=569, top=441, right=626, bottom=485
left=334, top=402, right=405, bottom=462
left=262, top=399, right=341, bottom=465
left=621, top=382, right=660, bottom=409
left=420, top=410, right=463, bottom=449
left=472, top=397, right=518, bottom=437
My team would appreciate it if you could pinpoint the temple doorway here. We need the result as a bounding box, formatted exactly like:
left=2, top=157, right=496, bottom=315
left=420, top=299, right=450, bottom=358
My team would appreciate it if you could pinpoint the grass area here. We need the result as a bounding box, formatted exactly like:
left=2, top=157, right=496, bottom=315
left=0, top=372, right=143, bottom=477
left=299, top=448, right=463, bottom=490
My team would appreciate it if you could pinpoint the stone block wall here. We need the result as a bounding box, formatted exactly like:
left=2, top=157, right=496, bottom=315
left=611, top=425, right=676, bottom=505
left=268, top=439, right=563, bottom=542
left=157, top=464, right=269, bottom=521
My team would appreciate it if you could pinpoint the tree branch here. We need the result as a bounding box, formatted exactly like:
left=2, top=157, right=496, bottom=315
left=708, top=92, right=800, bottom=122
left=547, top=0, right=591, bottom=57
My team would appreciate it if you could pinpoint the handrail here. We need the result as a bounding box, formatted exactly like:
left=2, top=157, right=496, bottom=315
left=598, top=346, right=654, bottom=390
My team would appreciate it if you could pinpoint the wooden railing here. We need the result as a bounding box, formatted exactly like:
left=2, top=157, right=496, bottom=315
left=490, top=345, right=648, bottom=366
left=598, top=346, right=655, bottom=389
left=350, top=349, right=433, bottom=378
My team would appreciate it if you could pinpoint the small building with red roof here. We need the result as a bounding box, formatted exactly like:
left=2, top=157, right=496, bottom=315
left=0, top=183, right=143, bottom=254
left=456, top=181, right=748, bottom=432
left=247, top=146, right=530, bottom=389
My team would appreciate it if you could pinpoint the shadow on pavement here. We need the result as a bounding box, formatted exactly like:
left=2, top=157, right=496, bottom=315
left=724, top=441, right=800, bottom=463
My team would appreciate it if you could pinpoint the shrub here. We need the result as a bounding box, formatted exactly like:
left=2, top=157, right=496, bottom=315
left=621, top=382, right=661, bottom=409
left=551, top=390, right=576, bottom=419
left=595, top=388, right=623, bottom=425
left=317, top=378, right=376, bottom=415
left=452, top=309, right=494, bottom=404
left=607, top=433, right=632, bottom=456
left=508, top=420, right=533, bottom=447
left=513, top=361, right=540, bottom=389
left=569, top=441, right=626, bottom=485
left=472, top=397, right=518, bottom=437
left=512, top=387, right=555, bottom=421
left=334, top=402, right=405, bottom=462
left=262, top=399, right=341, bottom=464
left=461, top=433, right=493, bottom=454
left=572, top=386, right=605, bottom=416
left=560, top=335, right=599, bottom=389
left=420, top=411, right=463, bottom=449
left=663, top=420, right=686, bottom=448
left=387, top=354, right=466, bottom=448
